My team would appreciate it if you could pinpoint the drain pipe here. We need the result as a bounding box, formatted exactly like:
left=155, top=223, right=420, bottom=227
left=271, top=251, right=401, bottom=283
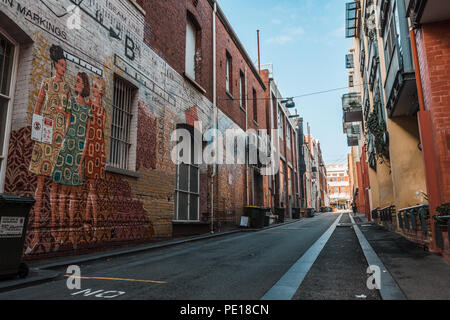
left=211, top=0, right=217, bottom=234
left=245, top=66, right=249, bottom=206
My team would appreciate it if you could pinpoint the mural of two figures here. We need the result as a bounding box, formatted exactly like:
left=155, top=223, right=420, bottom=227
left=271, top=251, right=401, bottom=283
left=28, top=44, right=106, bottom=253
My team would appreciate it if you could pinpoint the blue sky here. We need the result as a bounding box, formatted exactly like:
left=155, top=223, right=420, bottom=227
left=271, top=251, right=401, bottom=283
left=218, top=0, right=352, bottom=164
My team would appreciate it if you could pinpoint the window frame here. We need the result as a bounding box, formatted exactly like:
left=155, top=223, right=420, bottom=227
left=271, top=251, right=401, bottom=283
left=108, top=75, right=137, bottom=172
left=185, top=16, right=199, bottom=81
left=174, top=163, right=200, bottom=222
left=0, top=30, right=19, bottom=193
left=286, top=125, right=291, bottom=149
left=239, top=70, right=245, bottom=109
left=278, top=108, right=284, bottom=141
left=174, top=126, right=200, bottom=222
left=252, top=88, right=258, bottom=123
left=226, top=51, right=232, bottom=95
left=383, top=3, right=398, bottom=73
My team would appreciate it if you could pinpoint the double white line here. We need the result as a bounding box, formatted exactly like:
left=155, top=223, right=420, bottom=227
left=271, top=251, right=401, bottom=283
left=261, top=212, right=406, bottom=300
left=261, top=213, right=343, bottom=300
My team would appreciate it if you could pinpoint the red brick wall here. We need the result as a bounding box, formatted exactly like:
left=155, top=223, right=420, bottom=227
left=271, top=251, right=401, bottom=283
left=137, top=0, right=214, bottom=102
left=416, top=20, right=450, bottom=204
left=416, top=20, right=450, bottom=260
left=215, top=15, right=266, bottom=132
left=138, top=0, right=267, bottom=133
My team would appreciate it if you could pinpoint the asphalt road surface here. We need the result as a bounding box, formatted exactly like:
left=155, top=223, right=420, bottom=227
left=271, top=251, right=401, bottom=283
left=0, top=212, right=376, bottom=300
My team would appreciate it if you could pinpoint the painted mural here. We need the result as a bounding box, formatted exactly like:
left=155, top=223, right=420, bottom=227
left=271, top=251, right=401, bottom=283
left=1, top=0, right=253, bottom=258
left=5, top=38, right=154, bottom=257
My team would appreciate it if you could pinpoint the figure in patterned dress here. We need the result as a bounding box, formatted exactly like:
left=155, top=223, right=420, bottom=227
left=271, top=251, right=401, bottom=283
left=84, top=76, right=107, bottom=240
left=27, top=45, right=71, bottom=254
left=51, top=73, right=91, bottom=186
left=51, top=72, right=91, bottom=248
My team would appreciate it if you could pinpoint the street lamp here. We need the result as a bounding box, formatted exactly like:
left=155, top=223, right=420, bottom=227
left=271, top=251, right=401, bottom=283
left=281, top=98, right=296, bottom=108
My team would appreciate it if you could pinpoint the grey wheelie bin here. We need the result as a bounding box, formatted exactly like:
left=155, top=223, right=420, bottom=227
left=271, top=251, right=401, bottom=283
left=260, top=207, right=271, bottom=227
left=275, top=207, right=286, bottom=223
left=0, top=194, right=35, bottom=279
left=292, top=208, right=301, bottom=219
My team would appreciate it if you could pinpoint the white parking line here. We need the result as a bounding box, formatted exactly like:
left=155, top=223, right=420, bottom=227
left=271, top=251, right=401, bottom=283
left=261, top=213, right=343, bottom=300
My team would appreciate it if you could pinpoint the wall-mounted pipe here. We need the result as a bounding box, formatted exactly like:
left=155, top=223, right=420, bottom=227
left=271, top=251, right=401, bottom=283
left=211, top=0, right=217, bottom=234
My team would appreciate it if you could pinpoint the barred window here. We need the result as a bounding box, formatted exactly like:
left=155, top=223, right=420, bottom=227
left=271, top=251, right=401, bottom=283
left=109, top=76, right=135, bottom=171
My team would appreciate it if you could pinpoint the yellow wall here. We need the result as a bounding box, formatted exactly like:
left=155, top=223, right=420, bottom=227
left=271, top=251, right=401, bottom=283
left=368, top=167, right=380, bottom=209
left=387, top=116, right=428, bottom=209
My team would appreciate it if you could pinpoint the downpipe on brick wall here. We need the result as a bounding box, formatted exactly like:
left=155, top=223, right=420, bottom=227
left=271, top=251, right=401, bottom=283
left=211, top=0, right=217, bottom=234
left=245, top=67, right=249, bottom=206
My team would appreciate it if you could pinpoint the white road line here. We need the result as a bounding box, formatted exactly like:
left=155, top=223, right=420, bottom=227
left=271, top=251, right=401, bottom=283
left=261, top=213, right=343, bottom=300
left=349, top=214, right=407, bottom=300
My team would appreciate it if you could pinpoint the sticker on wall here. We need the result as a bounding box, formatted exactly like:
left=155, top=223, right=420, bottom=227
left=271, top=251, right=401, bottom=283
left=42, top=117, right=54, bottom=145
left=0, top=217, right=26, bottom=238
left=31, top=114, right=44, bottom=142
left=31, top=114, right=53, bottom=144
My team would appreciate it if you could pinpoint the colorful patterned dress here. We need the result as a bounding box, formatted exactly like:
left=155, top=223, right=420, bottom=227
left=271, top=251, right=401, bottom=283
left=51, top=96, right=91, bottom=186
left=29, top=78, right=70, bottom=176
left=84, top=100, right=106, bottom=180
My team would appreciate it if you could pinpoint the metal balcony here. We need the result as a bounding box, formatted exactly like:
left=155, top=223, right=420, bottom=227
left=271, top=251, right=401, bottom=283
left=342, top=93, right=363, bottom=123
left=346, top=2, right=361, bottom=38
left=381, top=0, right=419, bottom=117
left=342, top=92, right=362, bottom=109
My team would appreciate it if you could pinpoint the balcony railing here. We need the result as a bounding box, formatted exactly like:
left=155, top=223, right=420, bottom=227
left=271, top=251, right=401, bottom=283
left=397, top=204, right=429, bottom=232
left=346, top=2, right=361, bottom=38
left=342, top=92, right=362, bottom=109
left=342, top=93, right=363, bottom=125
left=382, top=0, right=419, bottom=118
left=372, top=205, right=398, bottom=231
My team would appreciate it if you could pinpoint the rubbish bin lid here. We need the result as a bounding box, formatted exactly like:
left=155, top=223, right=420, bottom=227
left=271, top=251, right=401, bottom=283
left=0, top=194, right=36, bottom=204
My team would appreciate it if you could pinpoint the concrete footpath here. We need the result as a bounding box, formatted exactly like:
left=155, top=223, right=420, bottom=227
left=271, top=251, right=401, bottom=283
left=355, top=214, right=450, bottom=300
left=0, top=218, right=301, bottom=293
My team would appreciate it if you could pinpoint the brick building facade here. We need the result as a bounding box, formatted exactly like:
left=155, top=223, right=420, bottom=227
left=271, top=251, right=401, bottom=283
left=0, top=0, right=297, bottom=259
left=407, top=0, right=450, bottom=261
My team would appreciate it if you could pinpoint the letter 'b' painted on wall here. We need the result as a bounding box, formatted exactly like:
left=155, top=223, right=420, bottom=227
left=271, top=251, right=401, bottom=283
left=125, top=36, right=135, bottom=61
